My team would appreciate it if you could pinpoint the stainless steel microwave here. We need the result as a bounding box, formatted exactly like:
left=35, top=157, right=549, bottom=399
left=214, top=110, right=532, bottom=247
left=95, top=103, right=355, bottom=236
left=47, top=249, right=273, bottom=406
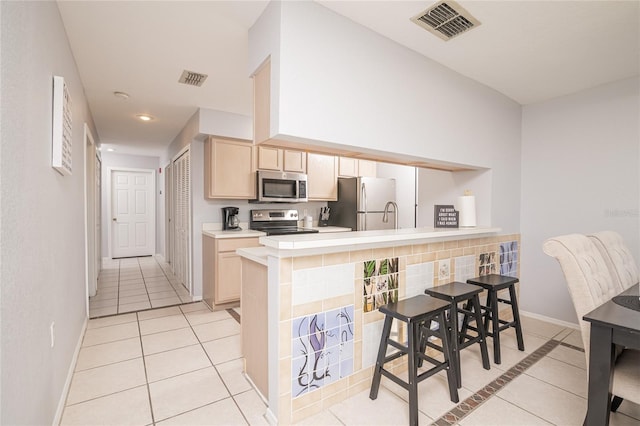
left=251, top=170, right=308, bottom=203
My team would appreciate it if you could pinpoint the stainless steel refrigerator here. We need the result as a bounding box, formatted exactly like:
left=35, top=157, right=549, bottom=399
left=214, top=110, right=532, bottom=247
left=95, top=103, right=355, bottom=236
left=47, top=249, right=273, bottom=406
left=328, top=177, right=397, bottom=231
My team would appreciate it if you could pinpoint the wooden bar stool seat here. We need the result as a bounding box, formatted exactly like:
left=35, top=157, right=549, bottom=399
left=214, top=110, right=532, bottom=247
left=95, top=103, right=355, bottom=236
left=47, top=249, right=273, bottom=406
left=369, top=295, right=459, bottom=426
left=424, top=282, right=490, bottom=388
left=465, top=274, right=525, bottom=364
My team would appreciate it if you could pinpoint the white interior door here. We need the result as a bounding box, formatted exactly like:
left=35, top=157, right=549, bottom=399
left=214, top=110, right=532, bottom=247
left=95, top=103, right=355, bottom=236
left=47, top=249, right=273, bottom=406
left=111, top=169, right=156, bottom=258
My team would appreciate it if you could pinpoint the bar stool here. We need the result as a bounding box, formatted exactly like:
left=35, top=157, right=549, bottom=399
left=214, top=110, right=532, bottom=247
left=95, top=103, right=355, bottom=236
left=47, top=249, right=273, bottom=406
left=424, top=282, right=490, bottom=388
left=465, top=274, right=525, bottom=364
left=369, top=295, right=459, bottom=426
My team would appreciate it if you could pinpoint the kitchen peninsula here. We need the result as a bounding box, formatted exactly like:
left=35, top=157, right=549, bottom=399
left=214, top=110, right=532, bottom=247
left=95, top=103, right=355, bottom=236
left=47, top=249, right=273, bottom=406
left=238, top=226, right=520, bottom=424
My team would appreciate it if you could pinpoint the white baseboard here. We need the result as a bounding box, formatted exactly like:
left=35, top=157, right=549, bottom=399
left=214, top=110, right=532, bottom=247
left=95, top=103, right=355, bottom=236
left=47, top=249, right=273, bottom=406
left=520, top=309, right=580, bottom=330
left=53, top=316, right=88, bottom=426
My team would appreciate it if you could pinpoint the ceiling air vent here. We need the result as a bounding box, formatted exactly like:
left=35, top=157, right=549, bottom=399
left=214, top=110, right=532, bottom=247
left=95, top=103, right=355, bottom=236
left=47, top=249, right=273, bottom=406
left=411, top=1, right=480, bottom=41
left=178, top=70, right=208, bottom=87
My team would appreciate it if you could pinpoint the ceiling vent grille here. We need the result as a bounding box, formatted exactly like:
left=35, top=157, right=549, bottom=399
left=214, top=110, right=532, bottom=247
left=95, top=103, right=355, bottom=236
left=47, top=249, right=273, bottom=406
left=411, top=1, right=480, bottom=41
left=178, top=70, right=208, bottom=87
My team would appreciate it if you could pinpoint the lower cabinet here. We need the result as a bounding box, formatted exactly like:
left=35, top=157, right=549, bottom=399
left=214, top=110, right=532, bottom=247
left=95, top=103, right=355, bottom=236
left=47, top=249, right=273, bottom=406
left=203, top=235, right=261, bottom=307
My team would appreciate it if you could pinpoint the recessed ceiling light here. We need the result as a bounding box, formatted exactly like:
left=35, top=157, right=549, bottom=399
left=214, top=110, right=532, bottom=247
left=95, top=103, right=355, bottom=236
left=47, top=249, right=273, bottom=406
left=136, top=114, right=154, bottom=122
left=107, top=148, right=115, bottom=152
left=113, top=91, right=130, bottom=100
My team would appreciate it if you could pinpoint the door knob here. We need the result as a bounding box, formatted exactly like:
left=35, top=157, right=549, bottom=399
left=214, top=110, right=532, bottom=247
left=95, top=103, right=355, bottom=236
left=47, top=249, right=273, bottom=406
left=112, top=218, right=117, bottom=222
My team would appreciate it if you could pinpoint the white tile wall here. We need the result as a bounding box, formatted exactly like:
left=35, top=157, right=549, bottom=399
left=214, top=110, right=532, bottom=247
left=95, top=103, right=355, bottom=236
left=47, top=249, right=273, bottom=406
left=292, top=263, right=356, bottom=306
left=454, top=255, right=476, bottom=283
left=405, top=262, right=434, bottom=298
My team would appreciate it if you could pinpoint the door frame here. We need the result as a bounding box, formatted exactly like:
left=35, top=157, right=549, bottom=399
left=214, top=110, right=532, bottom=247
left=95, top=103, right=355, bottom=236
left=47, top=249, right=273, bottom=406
left=164, top=162, right=173, bottom=267
left=106, top=166, right=156, bottom=259
left=83, top=123, right=97, bottom=315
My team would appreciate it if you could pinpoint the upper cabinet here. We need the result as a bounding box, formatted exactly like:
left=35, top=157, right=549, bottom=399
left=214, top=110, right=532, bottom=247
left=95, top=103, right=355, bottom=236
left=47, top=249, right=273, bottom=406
left=253, top=59, right=271, bottom=145
left=258, top=146, right=307, bottom=173
left=205, top=136, right=256, bottom=199
left=307, top=153, right=338, bottom=201
left=338, top=157, right=377, bottom=178
left=257, top=145, right=282, bottom=171
left=283, top=150, right=307, bottom=173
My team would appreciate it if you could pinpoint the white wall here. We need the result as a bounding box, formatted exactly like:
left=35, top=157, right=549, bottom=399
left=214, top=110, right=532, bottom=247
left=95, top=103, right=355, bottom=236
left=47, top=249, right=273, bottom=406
left=375, top=163, right=416, bottom=228
left=416, top=168, right=493, bottom=228
left=250, top=1, right=522, bottom=233
left=0, top=2, right=98, bottom=423
left=100, top=152, right=160, bottom=258
left=521, top=77, right=640, bottom=323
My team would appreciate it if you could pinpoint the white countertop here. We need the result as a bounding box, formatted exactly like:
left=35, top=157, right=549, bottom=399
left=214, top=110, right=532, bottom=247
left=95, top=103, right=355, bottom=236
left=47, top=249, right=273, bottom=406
left=255, top=226, right=501, bottom=256
left=236, top=247, right=269, bottom=266
left=202, top=229, right=266, bottom=239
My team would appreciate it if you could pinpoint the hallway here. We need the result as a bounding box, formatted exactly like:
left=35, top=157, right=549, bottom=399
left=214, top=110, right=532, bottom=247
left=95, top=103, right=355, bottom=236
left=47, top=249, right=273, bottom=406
left=90, top=257, right=195, bottom=318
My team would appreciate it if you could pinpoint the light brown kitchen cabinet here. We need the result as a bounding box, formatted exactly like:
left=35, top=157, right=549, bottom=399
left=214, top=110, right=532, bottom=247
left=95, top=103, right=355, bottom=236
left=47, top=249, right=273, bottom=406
left=257, top=146, right=282, bottom=171
left=204, top=136, right=256, bottom=199
left=307, top=153, right=338, bottom=201
left=203, top=235, right=261, bottom=308
left=338, top=157, right=376, bottom=177
left=257, top=146, right=307, bottom=173
left=283, top=150, right=307, bottom=173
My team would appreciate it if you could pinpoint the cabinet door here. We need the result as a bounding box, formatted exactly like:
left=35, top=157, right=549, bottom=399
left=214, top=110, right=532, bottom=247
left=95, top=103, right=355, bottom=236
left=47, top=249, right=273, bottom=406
left=283, top=150, right=307, bottom=173
left=358, top=159, right=377, bottom=177
left=307, top=153, right=338, bottom=201
left=202, top=235, right=216, bottom=309
left=205, top=137, right=256, bottom=199
left=253, top=60, right=270, bottom=144
left=258, top=146, right=283, bottom=171
left=215, top=252, right=242, bottom=304
left=338, top=157, right=358, bottom=177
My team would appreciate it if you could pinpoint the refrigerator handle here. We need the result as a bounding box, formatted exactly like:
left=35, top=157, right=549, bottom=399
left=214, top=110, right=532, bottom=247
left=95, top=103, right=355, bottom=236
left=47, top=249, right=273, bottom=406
left=361, top=182, right=367, bottom=231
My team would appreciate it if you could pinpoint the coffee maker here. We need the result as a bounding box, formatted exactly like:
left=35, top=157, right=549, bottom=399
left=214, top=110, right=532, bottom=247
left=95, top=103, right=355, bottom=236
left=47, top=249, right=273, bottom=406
left=222, top=207, right=241, bottom=231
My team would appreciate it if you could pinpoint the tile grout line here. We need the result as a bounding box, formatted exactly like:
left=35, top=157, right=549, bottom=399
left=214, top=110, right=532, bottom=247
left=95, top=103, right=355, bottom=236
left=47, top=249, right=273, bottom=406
left=136, top=311, right=157, bottom=426
left=138, top=257, right=153, bottom=313
left=432, top=338, right=562, bottom=426
left=181, top=308, right=253, bottom=425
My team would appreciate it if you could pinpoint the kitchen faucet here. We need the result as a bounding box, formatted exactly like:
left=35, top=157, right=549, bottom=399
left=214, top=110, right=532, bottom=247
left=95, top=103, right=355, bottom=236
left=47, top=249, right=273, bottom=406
left=382, top=201, right=399, bottom=230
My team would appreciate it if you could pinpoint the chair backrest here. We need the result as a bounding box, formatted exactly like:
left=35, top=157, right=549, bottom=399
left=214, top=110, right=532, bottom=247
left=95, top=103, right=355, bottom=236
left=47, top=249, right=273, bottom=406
left=542, top=233, right=619, bottom=360
left=588, top=231, right=639, bottom=292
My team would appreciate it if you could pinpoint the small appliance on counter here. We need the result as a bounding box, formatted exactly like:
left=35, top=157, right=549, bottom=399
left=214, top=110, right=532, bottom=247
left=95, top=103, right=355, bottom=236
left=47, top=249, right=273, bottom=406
left=222, top=206, right=241, bottom=231
left=249, top=209, right=319, bottom=236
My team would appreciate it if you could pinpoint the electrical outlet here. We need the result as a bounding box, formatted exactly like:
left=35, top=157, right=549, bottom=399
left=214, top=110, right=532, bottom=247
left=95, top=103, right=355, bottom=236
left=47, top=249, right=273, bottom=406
left=50, top=322, right=55, bottom=348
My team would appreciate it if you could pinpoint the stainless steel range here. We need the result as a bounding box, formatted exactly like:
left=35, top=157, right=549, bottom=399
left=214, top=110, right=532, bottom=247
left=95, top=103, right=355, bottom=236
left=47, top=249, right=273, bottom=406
left=249, top=209, right=319, bottom=236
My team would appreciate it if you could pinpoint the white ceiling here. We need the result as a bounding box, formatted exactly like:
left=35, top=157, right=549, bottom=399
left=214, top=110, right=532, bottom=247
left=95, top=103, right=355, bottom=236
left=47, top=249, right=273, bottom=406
left=57, top=0, right=639, bottom=156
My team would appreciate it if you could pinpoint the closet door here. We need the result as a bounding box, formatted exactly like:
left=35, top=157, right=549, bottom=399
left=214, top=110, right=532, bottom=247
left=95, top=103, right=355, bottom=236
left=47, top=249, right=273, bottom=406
left=172, top=148, right=191, bottom=292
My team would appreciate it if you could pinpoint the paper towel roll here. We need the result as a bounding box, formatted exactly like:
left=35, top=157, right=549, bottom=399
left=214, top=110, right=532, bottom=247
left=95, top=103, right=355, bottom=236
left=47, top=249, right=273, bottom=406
left=457, top=195, right=476, bottom=227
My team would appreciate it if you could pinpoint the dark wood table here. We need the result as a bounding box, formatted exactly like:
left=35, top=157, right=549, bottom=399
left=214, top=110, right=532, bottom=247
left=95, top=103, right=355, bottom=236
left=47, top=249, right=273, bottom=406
left=583, top=283, right=640, bottom=426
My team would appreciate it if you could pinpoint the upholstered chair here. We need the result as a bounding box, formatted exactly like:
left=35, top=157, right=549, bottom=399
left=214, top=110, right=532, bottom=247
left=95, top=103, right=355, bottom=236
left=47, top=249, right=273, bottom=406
left=588, top=231, right=639, bottom=292
left=543, top=233, right=640, bottom=412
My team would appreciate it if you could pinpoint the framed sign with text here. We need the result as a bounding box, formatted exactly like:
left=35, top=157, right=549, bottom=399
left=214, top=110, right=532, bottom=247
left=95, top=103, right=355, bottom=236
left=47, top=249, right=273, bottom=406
left=434, top=205, right=459, bottom=228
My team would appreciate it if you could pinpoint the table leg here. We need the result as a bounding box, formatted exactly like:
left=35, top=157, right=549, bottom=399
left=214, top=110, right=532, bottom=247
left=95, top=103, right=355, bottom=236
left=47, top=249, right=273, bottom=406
left=584, top=324, right=615, bottom=426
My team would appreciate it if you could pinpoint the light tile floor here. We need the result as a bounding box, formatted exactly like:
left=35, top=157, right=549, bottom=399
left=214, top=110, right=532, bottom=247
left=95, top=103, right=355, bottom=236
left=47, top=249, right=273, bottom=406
left=62, top=304, right=640, bottom=425
left=89, top=256, right=195, bottom=318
